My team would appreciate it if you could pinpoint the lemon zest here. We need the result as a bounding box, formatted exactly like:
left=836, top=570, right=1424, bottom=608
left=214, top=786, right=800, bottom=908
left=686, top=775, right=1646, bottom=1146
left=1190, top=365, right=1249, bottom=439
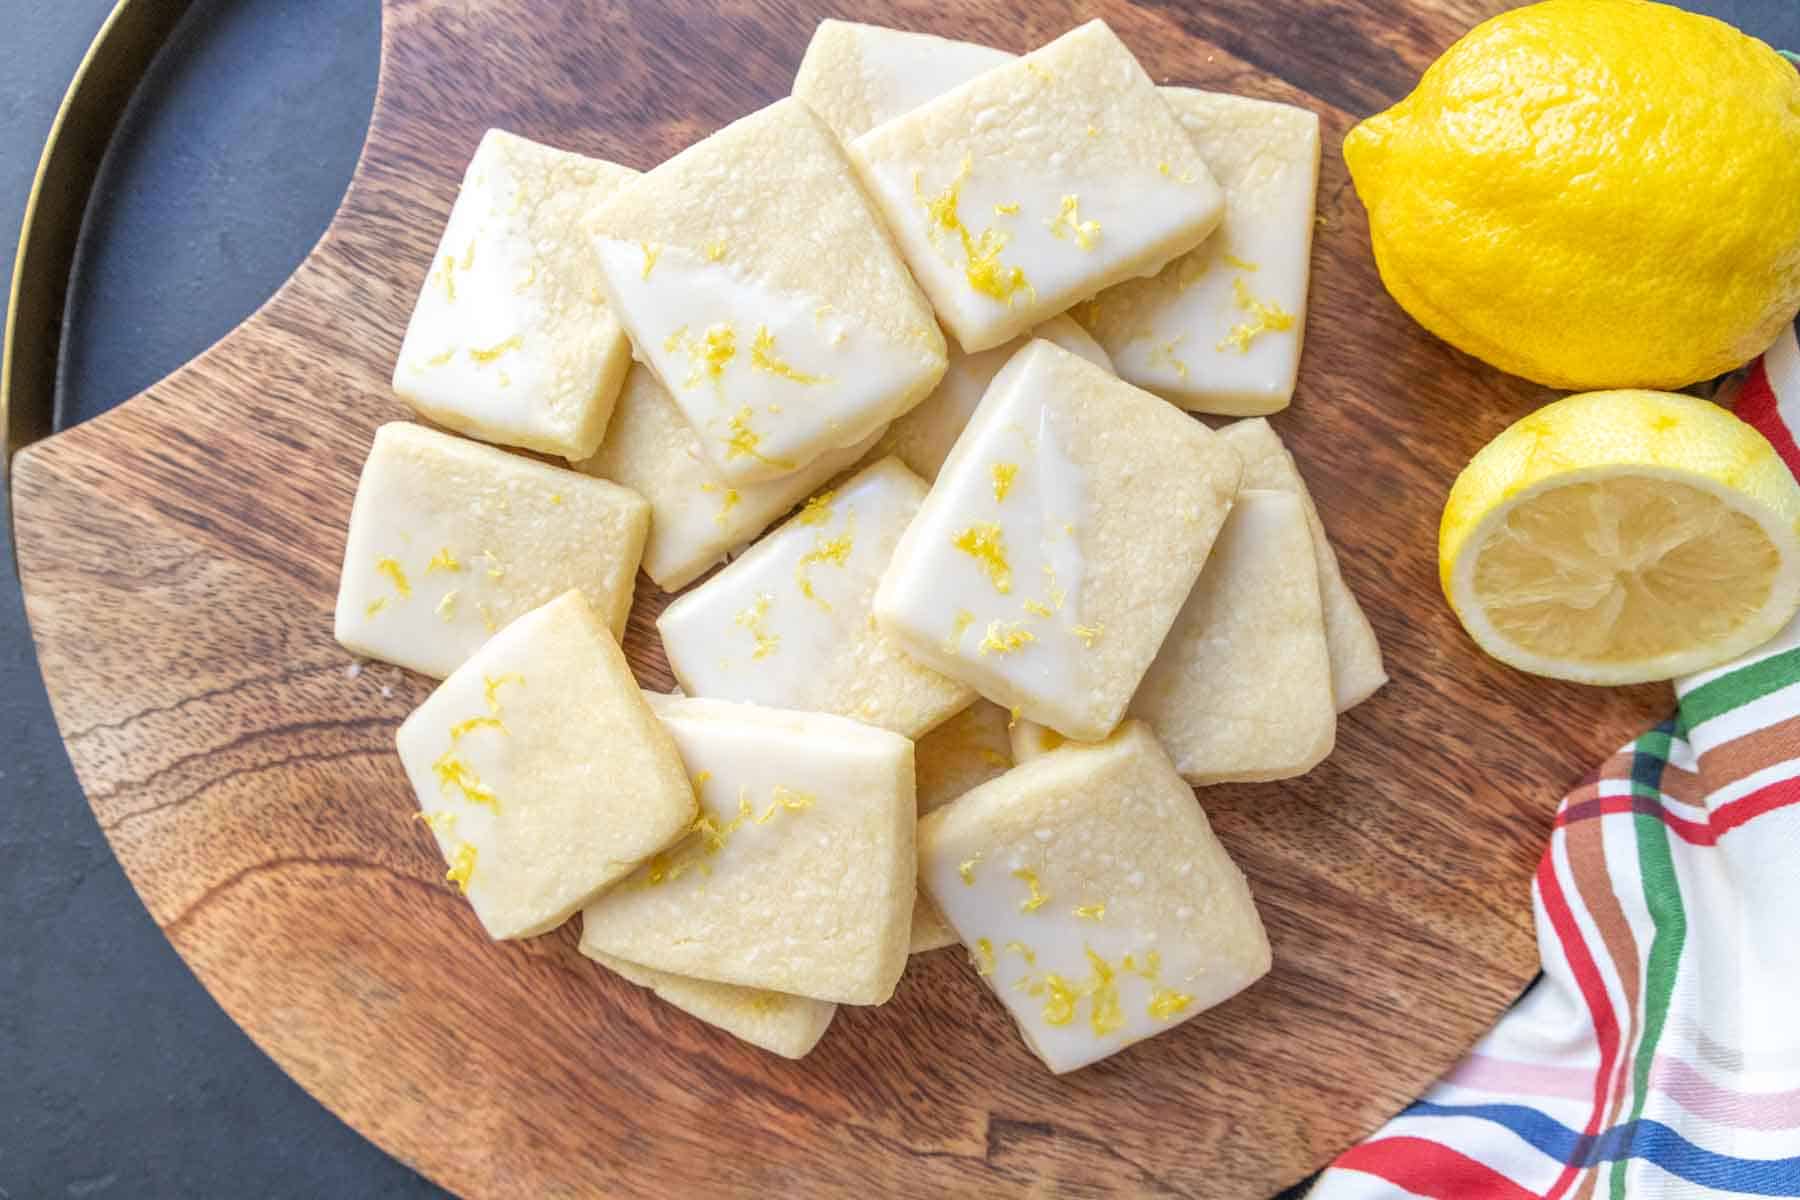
left=991, top=461, right=1018, bottom=502
left=640, top=241, right=660, bottom=279
left=666, top=323, right=737, bottom=390
left=426, top=547, right=461, bottom=573
left=1149, top=988, right=1194, bottom=1020
left=916, top=156, right=1033, bottom=304
left=469, top=334, right=524, bottom=363
left=1046, top=194, right=1101, bottom=250
left=1036, top=974, right=1077, bottom=1025
left=751, top=326, right=827, bottom=385
left=1012, top=867, right=1049, bottom=913
left=958, top=851, right=982, bottom=885
left=376, top=556, right=411, bottom=598
left=1217, top=278, right=1294, bottom=352
left=725, top=407, right=793, bottom=469
left=796, top=531, right=854, bottom=608
left=943, top=608, right=976, bottom=654
left=1084, top=948, right=1124, bottom=1036
left=979, top=621, right=1036, bottom=656
left=796, top=490, right=835, bottom=526
left=432, top=753, right=498, bottom=812
left=734, top=593, right=779, bottom=660
left=973, top=938, right=997, bottom=976
left=1073, top=903, right=1105, bottom=921
left=952, top=522, right=1012, bottom=593
left=1151, top=334, right=1189, bottom=379
left=445, top=842, right=477, bottom=893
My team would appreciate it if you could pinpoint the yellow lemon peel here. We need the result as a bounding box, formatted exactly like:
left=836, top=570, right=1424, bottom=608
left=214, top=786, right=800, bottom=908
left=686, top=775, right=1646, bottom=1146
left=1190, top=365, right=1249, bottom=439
left=750, top=326, right=826, bottom=385
left=952, top=522, right=1011, bottom=593
left=469, top=334, right=524, bottom=363
left=1012, top=867, right=1049, bottom=913
left=979, top=621, right=1035, bottom=656
left=445, top=842, right=477, bottom=892
left=734, top=593, right=779, bottom=660
left=1046, top=194, right=1100, bottom=250
left=1217, top=278, right=1294, bottom=353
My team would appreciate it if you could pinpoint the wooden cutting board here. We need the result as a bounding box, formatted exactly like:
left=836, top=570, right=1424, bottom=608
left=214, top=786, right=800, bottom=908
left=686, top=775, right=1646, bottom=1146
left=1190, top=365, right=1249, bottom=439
left=11, top=1, right=1673, bottom=1195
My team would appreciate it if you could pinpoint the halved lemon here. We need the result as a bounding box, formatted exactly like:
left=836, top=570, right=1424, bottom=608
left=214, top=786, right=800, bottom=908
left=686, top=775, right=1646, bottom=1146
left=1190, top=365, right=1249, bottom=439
left=1440, top=390, right=1800, bottom=685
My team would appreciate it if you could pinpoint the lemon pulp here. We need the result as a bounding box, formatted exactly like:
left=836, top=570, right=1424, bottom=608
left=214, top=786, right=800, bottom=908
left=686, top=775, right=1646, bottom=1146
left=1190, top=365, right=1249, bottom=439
left=1472, top=476, right=1779, bottom=666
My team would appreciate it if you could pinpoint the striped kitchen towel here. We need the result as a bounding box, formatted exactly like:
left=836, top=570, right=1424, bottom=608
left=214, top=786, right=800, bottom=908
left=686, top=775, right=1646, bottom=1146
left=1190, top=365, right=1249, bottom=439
left=1312, top=320, right=1800, bottom=1199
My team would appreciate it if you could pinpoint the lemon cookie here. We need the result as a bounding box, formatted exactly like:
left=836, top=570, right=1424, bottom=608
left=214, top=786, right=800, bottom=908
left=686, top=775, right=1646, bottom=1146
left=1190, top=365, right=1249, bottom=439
left=657, top=457, right=976, bottom=738
left=1220, top=418, right=1385, bottom=709
left=393, top=131, right=635, bottom=459
left=579, top=696, right=914, bottom=1005
left=848, top=20, right=1222, bottom=352
left=585, top=950, right=835, bottom=1060
left=590, top=98, right=946, bottom=483
left=1130, top=490, right=1336, bottom=783
left=395, top=592, right=695, bottom=940
left=335, top=422, right=647, bottom=678
left=874, top=341, right=1241, bottom=741
left=920, top=721, right=1271, bottom=1074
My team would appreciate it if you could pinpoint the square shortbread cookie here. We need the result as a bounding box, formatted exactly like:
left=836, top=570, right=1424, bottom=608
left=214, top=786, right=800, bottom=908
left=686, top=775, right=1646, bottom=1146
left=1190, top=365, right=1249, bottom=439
left=393, top=130, right=635, bottom=459
left=873, top=340, right=1242, bottom=742
left=1130, top=490, right=1336, bottom=784
left=916, top=700, right=1015, bottom=816
left=909, top=699, right=1015, bottom=953
left=579, top=696, right=914, bottom=1005
left=657, top=457, right=976, bottom=738
left=584, top=949, right=836, bottom=1060
left=919, top=721, right=1271, bottom=1074
left=849, top=21, right=1223, bottom=352
left=1079, top=91, right=1320, bottom=415
left=395, top=592, right=695, bottom=940
left=1220, top=419, right=1386, bottom=710
left=589, top=98, right=947, bottom=484
left=867, top=314, right=1111, bottom=483
left=792, top=19, right=1013, bottom=143
left=573, top=365, right=884, bottom=592
left=334, top=422, right=648, bottom=679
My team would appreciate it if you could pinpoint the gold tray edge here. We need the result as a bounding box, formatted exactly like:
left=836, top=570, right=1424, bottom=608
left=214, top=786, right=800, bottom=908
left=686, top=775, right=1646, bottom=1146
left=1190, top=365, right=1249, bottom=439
left=2, top=0, right=193, bottom=474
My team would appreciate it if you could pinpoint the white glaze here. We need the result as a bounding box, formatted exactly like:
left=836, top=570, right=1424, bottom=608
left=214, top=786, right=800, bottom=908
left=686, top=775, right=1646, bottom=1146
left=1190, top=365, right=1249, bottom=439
left=393, top=131, right=633, bottom=458
left=593, top=241, right=939, bottom=483
left=853, top=26, right=1012, bottom=128
left=874, top=342, right=1095, bottom=715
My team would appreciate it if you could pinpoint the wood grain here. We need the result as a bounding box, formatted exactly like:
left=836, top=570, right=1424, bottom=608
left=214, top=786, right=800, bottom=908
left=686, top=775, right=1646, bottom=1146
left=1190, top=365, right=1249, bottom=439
left=12, top=1, right=1672, bottom=1195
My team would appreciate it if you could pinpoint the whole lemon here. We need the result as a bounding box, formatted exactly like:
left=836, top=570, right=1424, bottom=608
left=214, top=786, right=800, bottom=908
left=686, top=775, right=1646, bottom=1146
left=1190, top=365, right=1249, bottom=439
left=1344, top=0, right=1800, bottom=391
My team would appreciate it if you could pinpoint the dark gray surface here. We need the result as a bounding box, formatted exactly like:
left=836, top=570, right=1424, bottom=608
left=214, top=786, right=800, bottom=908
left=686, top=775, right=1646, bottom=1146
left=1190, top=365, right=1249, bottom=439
left=2, top=3, right=439, bottom=1197
left=2, top=2, right=1797, bottom=1198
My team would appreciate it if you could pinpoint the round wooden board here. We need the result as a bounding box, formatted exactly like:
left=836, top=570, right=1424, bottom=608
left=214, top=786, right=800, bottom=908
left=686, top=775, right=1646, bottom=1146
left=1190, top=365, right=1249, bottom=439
left=12, top=1, right=1672, bottom=1195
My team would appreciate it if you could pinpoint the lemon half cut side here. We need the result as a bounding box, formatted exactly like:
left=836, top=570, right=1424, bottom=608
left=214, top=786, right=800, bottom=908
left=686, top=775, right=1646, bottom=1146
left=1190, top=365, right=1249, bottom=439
left=1440, top=391, right=1800, bottom=685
